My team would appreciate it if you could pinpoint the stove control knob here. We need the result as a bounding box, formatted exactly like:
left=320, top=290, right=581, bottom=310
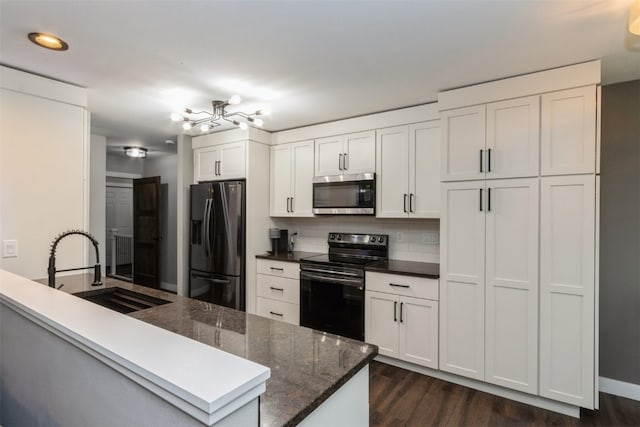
left=336, top=234, right=342, bottom=241
left=378, top=236, right=385, bottom=244
left=329, top=234, right=335, bottom=240
left=370, top=236, right=377, bottom=243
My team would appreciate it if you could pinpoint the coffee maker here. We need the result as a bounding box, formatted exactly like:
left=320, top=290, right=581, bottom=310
left=269, top=228, right=289, bottom=255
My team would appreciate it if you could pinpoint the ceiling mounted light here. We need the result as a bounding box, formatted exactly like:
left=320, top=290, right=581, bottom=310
left=28, top=32, right=69, bottom=51
left=172, top=95, right=267, bottom=134
left=630, top=0, right=640, bottom=35
left=124, top=147, right=147, bottom=158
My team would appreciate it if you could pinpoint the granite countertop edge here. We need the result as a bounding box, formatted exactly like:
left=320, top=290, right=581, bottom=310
left=255, top=251, right=324, bottom=263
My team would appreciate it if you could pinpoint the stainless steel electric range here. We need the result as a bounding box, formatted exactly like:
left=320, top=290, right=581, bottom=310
left=299, top=232, right=389, bottom=341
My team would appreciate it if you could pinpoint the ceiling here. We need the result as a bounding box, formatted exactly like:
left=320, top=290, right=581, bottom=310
left=1, top=1, right=639, bottom=155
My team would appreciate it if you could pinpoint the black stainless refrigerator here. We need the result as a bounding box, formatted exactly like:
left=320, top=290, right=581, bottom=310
left=189, top=181, right=246, bottom=311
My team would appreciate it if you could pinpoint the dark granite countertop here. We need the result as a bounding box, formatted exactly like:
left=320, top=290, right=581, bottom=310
left=366, top=260, right=440, bottom=279
left=38, top=274, right=377, bottom=427
left=256, top=251, right=324, bottom=263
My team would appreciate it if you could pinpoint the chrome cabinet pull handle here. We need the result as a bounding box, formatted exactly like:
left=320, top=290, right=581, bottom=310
left=400, top=302, right=404, bottom=323
left=480, top=149, right=484, bottom=173
left=344, top=153, right=348, bottom=170
left=394, top=301, right=397, bottom=322
left=480, top=188, right=483, bottom=211
left=488, top=188, right=491, bottom=212
left=339, top=153, right=343, bottom=170
left=269, top=311, right=283, bottom=317
left=410, top=193, right=415, bottom=213
left=487, top=148, right=492, bottom=172
left=270, top=286, right=284, bottom=291
left=270, top=267, right=284, bottom=271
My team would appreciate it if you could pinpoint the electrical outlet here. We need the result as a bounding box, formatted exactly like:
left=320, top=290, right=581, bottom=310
left=3, top=240, right=18, bottom=258
left=395, top=232, right=403, bottom=242
left=422, top=233, right=439, bottom=244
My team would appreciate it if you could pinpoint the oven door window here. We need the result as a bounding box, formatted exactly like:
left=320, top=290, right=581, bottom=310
left=300, top=272, right=364, bottom=341
left=313, top=181, right=374, bottom=209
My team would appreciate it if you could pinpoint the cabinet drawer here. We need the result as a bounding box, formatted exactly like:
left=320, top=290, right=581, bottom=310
left=256, top=297, right=299, bottom=325
left=366, top=272, right=438, bottom=300
left=257, top=274, right=300, bottom=305
left=256, top=259, right=299, bottom=279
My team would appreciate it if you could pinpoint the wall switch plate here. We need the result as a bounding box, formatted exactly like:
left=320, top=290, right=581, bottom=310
left=3, top=240, right=18, bottom=258
left=395, top=232, right=403, bottom=242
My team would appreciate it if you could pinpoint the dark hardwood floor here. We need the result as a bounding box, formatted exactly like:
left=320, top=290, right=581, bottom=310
left=370, top=361, right=640, bottom=426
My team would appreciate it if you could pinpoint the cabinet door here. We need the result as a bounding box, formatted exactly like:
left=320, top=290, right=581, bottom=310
left=441, top=105, right=486, bottom=181
left=315, top=135, right=344, bottom=176
left=376, top=126, right=409, bottom=218
left=539, top=175, right=595, bottom=408
left=410, top=121, right=440, bottom=218
left=290, top=140, right=315, bottom=217
left=270, top=144, right=292, bottom=216
left=440, top=181, right=485, bottom=380
left=486, top=96, right=540, bottom=179
left=365, top=291, right=399, bottom=358
left=218, top=141, right=246, bottom=179
left=399, top=296, right=438, bottom=369
left=485, top=178, right=539, bottom=394
left=194, top=147, right=218, bottom=182
left=541, top=86, right=596, bottom=176
left=344, top=131, right=376, bottom=174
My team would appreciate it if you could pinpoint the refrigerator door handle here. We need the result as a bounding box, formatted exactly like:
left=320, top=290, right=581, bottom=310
left=192, top=274, right=230, bottom=284
left=204, top=198, right=212, bottom=256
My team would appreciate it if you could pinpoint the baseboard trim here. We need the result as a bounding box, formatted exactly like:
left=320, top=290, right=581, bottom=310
left=375, top=356, right=581, bottom=418
left=599, top=377, right=640, bottom=402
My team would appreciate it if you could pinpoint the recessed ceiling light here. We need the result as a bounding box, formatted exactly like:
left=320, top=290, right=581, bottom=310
left=28, top=32, right=69, bottom=51
left=164, top=139, right=175, bottom=145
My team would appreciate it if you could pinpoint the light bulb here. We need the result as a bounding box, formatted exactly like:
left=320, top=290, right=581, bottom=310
left=228, top=94, right=241, bottom=105
left=254, top=118, right=264, bottom=127
left=238, top=122, right=248, bottom=130
left=182, top=122, right=192, bottom=131
left=200, top=124, right=210, bottom=133
left=170, top=112, right=182, bottom=122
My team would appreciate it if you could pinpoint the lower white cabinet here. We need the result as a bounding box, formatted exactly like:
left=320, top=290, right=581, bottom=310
left=256, top=259, right=300, bottom=325
left=365, top=272, right=438, bottom=369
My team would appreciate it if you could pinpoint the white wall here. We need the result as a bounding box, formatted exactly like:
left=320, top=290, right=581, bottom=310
left=143, top=154, right=178, bottom=290
left=90, top=134, right=107, bottom=266
left=273, top=217, right=440, bottom=263
left=0, top=66, right=89, bottom=279
left=106, top=152, right=144, bottom=176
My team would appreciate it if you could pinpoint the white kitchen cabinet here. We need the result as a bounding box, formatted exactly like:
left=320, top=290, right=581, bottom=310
left=541, top=86, right=597, bottom=176
left=314, top=131, right=375, bottom=176
left=376, top=122, right=440, bottom=218
left=439, top=181, right=486, bottom=381
left=539, top=175, right=595, bottom=408
left=441, top=105, right=486, bottom=182
left=442, top=97, right=539, bottom=182
left=365, top=272, right=439, bottom=369
left=270, top=140, right=314, bottom=217
left=194, top=141, right=245, bottom=182
left=440, top=179, right=539, bottom=390
left=256, top=259, right=301, bottom=326
left=484, top=178, right=539, bottom=394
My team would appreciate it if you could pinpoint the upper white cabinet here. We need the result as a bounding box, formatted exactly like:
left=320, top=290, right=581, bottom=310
left=376, top=122, right=440, bottom=218
left=441, top=96, right=540, bottom=182
left=194, top=141, right=245, bottom=182
left=315, top=131, right=375, bottom=176
left=539, top=175, right=595, bottom=408
left=270, top=140, right=314, bottom=217
left=441, top=105, right=486, bottom=181
left=541, top=86, right=596, bottom=176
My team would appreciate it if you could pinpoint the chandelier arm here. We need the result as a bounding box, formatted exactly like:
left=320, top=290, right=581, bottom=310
left=191, top=117, right=218, bottom=125
left=223, top=111, right=252, bottom=119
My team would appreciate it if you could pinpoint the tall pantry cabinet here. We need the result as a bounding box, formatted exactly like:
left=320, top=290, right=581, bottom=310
left=438, top=61, right=600, bottom=409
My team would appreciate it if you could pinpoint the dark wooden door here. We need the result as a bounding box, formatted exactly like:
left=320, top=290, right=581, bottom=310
left=133, top=176, right=161, bottom=288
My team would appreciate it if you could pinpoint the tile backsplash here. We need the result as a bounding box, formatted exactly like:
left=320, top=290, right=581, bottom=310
left=272, top=217, right=440, bottom=263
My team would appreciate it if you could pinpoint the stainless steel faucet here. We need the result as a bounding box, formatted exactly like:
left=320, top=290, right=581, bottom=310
left=48, top=230, right=102, bottom=288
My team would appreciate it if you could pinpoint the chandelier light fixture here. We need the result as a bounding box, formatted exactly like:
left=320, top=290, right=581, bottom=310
left=124, top=147, right=147, bottom=158
left=171, top=95, right=268, bottom=134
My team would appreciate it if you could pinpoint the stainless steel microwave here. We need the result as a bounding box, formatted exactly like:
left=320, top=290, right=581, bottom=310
left=312, top=173, right=375, bottom=215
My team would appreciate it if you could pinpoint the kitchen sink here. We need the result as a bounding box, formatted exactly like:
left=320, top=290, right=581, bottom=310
left=73, top=287, right=171, bottom=314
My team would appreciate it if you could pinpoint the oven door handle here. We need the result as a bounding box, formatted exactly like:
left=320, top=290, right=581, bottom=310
left=300, top=272, right=363, bottom=289
left=300, top=267, right=361, bottom=277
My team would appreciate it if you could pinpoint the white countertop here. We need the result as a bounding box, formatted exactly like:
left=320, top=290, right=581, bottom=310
left=0, top=269, right=270, bottom=425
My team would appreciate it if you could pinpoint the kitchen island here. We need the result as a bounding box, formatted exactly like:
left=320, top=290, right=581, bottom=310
left=2, top=271, right=376, bottom=426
